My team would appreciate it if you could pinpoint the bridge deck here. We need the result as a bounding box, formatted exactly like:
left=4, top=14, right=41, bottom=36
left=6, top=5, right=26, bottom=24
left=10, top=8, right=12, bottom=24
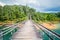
left=11, top=20, right=42, bottom=40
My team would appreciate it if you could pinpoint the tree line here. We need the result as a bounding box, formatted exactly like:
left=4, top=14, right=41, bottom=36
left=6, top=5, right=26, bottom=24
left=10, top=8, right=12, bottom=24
left=0, top=5, right=29, bottom=22
left=32, top=12, right=60, bottom=23
left=0, top=5, right=60, bottom=23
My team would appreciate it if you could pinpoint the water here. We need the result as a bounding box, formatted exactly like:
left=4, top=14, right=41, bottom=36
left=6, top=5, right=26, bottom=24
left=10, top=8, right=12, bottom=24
left=1, top=23, right=60, bottom=40
left=0, top=26, right=18, bottom=40
left=3, top=28, right=18, bottom=40
left=53, top=23, right=60, bottom=34
left=41, top=23, right=60, bottom=40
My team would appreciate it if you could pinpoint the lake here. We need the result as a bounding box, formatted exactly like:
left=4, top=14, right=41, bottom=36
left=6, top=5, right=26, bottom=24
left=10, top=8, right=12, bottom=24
left=41, top=23, right=60, bottom=40
left=1, top=23, right=60, bottom=40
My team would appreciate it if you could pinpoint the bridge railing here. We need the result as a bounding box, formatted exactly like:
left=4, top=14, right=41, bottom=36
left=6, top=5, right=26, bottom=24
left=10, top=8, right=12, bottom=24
left=32, top=21, right=60, bottom=40
left=0, top=20, right=26, bottom=40
left=0, top=26, right=18, bottom=40
left=39, top=24, right=60, bottom=39
left=0, top=25, right=17, bottom=37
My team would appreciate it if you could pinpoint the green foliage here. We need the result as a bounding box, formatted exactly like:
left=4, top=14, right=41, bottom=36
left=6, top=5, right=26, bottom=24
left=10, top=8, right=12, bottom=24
left=32, top=12, right=60, bottom=22
left=56, top=12, right=60, bottom=18
left=0, top=5, right=29, bottom=22
left=0, top=5, right=60, bottom=23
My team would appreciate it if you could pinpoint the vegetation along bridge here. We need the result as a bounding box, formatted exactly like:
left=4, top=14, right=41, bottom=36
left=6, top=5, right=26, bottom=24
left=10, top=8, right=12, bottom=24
left=0, top=20, right=60, bottom=40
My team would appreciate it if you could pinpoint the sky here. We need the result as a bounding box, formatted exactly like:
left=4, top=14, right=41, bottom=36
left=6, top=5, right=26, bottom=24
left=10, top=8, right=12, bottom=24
left=0, top=0, right=60, bottom=12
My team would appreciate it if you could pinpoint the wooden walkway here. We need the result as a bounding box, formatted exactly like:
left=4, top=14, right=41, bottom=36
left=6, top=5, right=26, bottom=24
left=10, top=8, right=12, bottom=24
left=11, top=20, right=43, bottom=40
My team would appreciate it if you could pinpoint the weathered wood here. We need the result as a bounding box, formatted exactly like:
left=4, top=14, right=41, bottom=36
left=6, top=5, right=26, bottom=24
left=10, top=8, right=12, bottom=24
left=11, top=20, right=42, bottom=40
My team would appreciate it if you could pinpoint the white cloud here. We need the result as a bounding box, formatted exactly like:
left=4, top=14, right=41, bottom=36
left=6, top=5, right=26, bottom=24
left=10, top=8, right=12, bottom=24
left=0, top=0, right=60, bottom=12
left=0, top=2, right=6, bottom=6
left=14, top=0, right=38, bottom=5
left=13, top=0, right=60, bottom=12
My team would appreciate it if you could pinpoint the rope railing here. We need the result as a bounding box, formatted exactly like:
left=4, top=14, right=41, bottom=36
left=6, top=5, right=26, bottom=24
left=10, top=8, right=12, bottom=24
left=39, top=24, right=60, bottom=39
left=33, top=22, right=60, bottom=39
left=0, top=20, right=26, bottom=38
left=2, top=28, right=12, bottom=34
left=2, top=20, right=26, bottom=30
left=1, top=25, right=13, bottom=31
left=3, top=26, right=17, bottom=36
left=33, top=24, right=53, bottom=40
left=0, top=26, right=17, bottom=37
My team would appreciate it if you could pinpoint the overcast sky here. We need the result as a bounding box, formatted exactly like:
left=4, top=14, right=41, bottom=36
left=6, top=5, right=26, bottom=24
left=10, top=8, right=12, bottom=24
left=0, top=0, right=60, bottom=12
